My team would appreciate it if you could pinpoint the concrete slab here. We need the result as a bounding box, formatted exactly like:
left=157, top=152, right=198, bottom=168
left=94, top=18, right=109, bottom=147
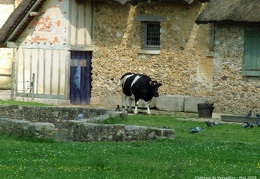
left=0, top=90, right=11, bottom=100
left=184, top=96, right=212, bottom=113
left=156, top=95, right=186, bottom=112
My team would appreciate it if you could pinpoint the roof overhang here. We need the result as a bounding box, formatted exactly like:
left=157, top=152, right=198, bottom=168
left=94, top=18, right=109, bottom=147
left=0, top=0, right=46, bottom=47
left=196, top=0, right=260, bottom=24
left=93, top=0, right=196, bottom=5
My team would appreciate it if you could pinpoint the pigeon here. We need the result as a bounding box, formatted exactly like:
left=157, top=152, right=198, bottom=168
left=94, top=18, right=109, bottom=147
left=246, top=110, right=252, bottom=118
left=242, top=122, right=254, bottom=128
left=190, top=126, right=202, bottom=133
left=115, top=105, right=122, bottom=112
left=75, top=110, right=86, bottom=120
left=213, top=121, right=223, bottom=126
left=248, top=122, right=254, bottom=128
left=205, top=121, right=212, bottom=127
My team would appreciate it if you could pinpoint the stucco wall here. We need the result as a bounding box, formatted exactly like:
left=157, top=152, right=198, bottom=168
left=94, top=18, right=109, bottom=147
left=18, top=0, right=68, bottom=44
left=91, top=1, right=213, bottom=105
left=213, top=24, right=260, bottom=115
left=0, top=0, right=14, bottom=89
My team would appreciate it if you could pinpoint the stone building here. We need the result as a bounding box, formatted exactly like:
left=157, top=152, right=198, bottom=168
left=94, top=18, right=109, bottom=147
left=196, top=0, right=260, bottom=115
left=91, top=0, right=212, bottom=107
left=0, top=0, right=213, bottom=110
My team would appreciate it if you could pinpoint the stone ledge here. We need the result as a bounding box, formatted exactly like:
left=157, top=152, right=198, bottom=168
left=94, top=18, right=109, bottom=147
left=156, top=95, right=212, bottom=112
left=0, top=118, right=60, bottom=139
left=68, top=122, right=174, bottom=142
left=136, top=49, right=160, bottom=55
left=0, top=105, right=108, bottom=123
left=0, top=114, right=174, bottom=142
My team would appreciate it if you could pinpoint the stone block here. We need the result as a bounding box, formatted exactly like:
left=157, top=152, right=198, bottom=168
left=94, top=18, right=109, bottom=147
left=156, top=95, right=186, bottom=112
left=184, top=96, right=212, bottom=112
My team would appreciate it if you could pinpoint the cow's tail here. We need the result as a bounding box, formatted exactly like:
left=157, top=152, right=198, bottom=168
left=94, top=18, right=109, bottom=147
left=117, top=79, right=122, bottom=86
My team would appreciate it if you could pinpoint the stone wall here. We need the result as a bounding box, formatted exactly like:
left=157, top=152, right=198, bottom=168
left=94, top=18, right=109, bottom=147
left=91, top=1, right=213, bottom=105
left=0, top=105, right=107, bottom=128
left=0, top=106, right=174, bottom=142
left=212, top=24, right=260, bottom=115
left=0, top=118, right=174, bottom=142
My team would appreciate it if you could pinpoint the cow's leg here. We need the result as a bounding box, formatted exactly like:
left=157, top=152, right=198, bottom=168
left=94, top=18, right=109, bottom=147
left=134, top=99, right=139, bottom=114
left=128, top=98, right=133, bottom=112
left=122, top=94, right=128, bottom=112
left=144, top=101, right=151, bottom=115
left=146, top=103, right=151, bottom=115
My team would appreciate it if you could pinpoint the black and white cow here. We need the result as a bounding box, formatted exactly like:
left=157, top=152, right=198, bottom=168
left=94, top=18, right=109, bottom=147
left=118, top=72, right=162, bottom=114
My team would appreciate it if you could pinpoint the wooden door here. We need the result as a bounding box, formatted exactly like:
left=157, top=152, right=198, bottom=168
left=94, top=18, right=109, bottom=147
left=70, top=51, right=92, bottom=104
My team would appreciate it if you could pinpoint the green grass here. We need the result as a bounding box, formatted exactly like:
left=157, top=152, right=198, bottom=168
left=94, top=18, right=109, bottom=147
left=0, top=114, right=259, bottom=179
left=0, top=99, right=51, bottom=106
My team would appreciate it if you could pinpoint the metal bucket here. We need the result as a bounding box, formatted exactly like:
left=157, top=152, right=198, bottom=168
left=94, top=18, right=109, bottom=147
left=197, top=102, right=214, bottom=118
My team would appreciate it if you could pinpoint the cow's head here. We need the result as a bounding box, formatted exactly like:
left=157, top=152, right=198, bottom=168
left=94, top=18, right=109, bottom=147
left=150, top=81, right=162, bottom=97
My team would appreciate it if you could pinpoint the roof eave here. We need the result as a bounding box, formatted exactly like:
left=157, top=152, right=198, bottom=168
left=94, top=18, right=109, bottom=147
left=95, top=0, right=196, bottom=5
left=196, top=20, right=260, bottom=25
left=0, top=0, right=46, bottom=47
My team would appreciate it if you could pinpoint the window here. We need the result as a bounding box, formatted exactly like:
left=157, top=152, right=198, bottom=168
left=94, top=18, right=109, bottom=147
left=243, top=30, right=260, bottom=76
left=144, top=22, right=160, bottom=49
left=135, top=16, right=165, bottom=54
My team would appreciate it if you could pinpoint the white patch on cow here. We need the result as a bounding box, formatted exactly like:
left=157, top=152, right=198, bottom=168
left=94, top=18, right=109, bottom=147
left=134, top=100, right=151, bottom=115
left=118, top=74, right=134, bottom=86
left=131, top=75, right=141, bottom=88
left=121, top=74, right=134, bottom=86
left=143, top=100, right=151, bottom=115
left=120, top=74, right=135, bottom=112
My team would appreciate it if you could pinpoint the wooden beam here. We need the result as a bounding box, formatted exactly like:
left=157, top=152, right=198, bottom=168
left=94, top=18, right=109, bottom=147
left=30, top=11, right=44, bottom=17
left=0, top=74, right=12, bottom=77
left=7, top=42, right=20, bottom=48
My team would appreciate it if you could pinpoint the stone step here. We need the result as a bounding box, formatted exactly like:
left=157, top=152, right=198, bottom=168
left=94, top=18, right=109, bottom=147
left=0, top=112, right=174, bottom=142
left=67, top=122, right=174, bottom=142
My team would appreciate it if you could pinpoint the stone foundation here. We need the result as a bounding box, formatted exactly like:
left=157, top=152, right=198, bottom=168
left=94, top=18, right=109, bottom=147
left=0, top=106, right=174, bottom=142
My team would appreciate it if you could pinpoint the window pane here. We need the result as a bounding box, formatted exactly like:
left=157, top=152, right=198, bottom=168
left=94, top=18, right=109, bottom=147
left=145, top=23, right=160, bottom=47
left=243, top=30, right=260, bottom=76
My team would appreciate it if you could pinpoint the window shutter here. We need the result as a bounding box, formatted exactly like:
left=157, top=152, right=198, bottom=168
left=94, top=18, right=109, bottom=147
left=243, top=30, right=260, bottom=76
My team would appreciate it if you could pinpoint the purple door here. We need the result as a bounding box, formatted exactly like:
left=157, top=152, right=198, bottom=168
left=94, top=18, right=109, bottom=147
left=70, top=51, right=92, bottom=104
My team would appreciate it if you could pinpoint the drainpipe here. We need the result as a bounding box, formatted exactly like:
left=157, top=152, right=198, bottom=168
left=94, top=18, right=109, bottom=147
left=11, top=48, right=17, bottom=100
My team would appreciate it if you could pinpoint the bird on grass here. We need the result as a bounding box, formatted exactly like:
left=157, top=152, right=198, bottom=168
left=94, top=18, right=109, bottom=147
left=115, top=105, right=122, bottom=112
left=205, top=121, right=212, bottom=127
left=213, top=121, right=223, bottom=126
left=246, top=110, right=252, bottom=118
left=190, top=126, right=202, bottom=133
left=75, top=110, right=86, bottom=120
left=242, top=122, right=254, bottom=128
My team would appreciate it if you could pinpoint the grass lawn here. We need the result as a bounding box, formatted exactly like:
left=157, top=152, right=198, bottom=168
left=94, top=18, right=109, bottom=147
left=0, top=113, right=259, bottom=179
left=0, top=99, right=51, bottom=106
